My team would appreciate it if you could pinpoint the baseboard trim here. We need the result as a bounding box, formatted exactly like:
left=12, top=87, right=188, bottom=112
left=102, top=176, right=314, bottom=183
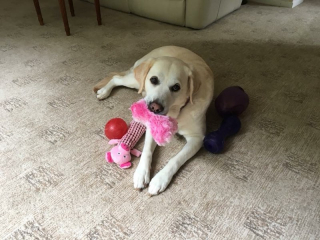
left=250, top=0, right=304, bottom=8
left=292, top=0, right=304, bottom=8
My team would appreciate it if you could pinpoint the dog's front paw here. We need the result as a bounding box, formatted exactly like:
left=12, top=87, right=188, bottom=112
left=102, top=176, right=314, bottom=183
left=148, top=170, right=172, bottom=196
left=97, top=86, right=111, bottom=100
left=133, top=165, right=150, bottom=190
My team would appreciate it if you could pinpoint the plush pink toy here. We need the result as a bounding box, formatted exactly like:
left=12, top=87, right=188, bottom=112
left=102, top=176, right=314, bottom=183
left=106, top=121, right=146, bottom=168
left=130, top=100, right=178, bottom=146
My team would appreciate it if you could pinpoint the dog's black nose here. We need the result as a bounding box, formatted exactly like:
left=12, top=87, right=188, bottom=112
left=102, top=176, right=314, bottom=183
left=148, top=101, right=164, bottom=114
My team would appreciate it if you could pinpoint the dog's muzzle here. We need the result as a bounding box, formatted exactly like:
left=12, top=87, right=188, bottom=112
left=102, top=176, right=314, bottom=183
left=148, top=101, right=164, bottom=114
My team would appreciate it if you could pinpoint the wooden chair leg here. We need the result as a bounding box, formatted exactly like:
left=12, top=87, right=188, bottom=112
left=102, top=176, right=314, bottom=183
left=33, top=0, right=44, bottom=25
left=58, top=0, right=70, bottom=36
left=94, top=0, right=102, bottom=25
left=68, top=0, right=75, bottom=16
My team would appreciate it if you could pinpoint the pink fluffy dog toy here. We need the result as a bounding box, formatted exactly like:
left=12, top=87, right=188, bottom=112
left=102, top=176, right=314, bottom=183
left=106, top=121, right=146, bottom=169
left=130, top=99, right=178, bottom=146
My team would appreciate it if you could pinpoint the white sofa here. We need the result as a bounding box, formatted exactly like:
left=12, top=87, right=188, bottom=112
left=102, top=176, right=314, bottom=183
left=84, top=0, right=242, bottom=29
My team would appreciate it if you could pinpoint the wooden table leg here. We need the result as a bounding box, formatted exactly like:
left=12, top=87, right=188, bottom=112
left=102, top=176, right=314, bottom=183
left=94, top=0, right=102, bottom=25
left=58, top=0, right=70, bottom=36
left=33, top=0, right=44, bottom=25
left=68, top=0, right=75, bottom=16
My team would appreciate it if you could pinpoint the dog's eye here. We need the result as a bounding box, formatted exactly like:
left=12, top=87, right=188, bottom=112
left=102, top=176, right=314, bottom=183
left=170, top=84, right=180, bottom=92
left=150, top=76, right=159, bottom=85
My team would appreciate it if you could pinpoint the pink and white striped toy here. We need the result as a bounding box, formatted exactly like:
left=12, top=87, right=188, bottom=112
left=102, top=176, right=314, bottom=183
left=106, top=121, right=146, bottom=169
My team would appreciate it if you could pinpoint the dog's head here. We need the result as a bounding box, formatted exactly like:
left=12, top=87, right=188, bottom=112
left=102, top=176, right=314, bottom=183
left=134, top=56, right=196, bottom=118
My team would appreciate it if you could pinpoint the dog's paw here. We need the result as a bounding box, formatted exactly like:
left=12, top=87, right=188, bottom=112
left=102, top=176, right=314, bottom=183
left=97, top=87, right=111, bottom=100
left=133, top=165, right=150, bottom=190
left=148, top=170, right=172, bottom=196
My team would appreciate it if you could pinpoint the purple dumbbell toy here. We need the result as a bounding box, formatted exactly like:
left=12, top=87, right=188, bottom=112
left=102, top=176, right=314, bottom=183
left=215, top=86, right=249, bottom=117
left=204, top=86, right=249, bottom=153
left=204, top=115, right=241, bottom=153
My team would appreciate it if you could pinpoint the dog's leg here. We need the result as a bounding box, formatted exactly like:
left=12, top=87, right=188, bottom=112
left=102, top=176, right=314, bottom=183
left=134, top=128, right=157, bottom=189
left=148, top=135, right=203, bottom=195
left=93, top=72, right=125, bottom=93
left=95, top=71, right=139, bottom=100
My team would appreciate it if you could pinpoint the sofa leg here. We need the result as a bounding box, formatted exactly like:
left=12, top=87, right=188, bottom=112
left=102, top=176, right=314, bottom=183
left=94, top=0, right=102, bottom=25
left=33, top=0, right=44, bottom=25
left=68, top=0, right=75, bottom=16
left=58, top=0, right=71, bottom=36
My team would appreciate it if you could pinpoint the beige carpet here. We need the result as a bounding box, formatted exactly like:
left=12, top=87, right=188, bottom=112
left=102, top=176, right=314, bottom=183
left=1, top=0, right=320, bottom=239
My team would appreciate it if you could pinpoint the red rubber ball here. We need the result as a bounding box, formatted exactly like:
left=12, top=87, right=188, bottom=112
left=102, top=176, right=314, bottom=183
left=104, top=118, right=128, bottom=140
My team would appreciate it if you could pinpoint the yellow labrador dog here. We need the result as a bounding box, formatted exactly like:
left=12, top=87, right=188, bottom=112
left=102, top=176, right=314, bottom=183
left=94, top=46, right=214, bottom=195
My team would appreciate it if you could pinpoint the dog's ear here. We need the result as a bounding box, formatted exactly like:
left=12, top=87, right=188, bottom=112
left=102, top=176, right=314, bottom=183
left=187, top=66, right=200, bottom=104
left=188, top=74, right=194, bottom=104
left=134, top=59, right=155, bottom=94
